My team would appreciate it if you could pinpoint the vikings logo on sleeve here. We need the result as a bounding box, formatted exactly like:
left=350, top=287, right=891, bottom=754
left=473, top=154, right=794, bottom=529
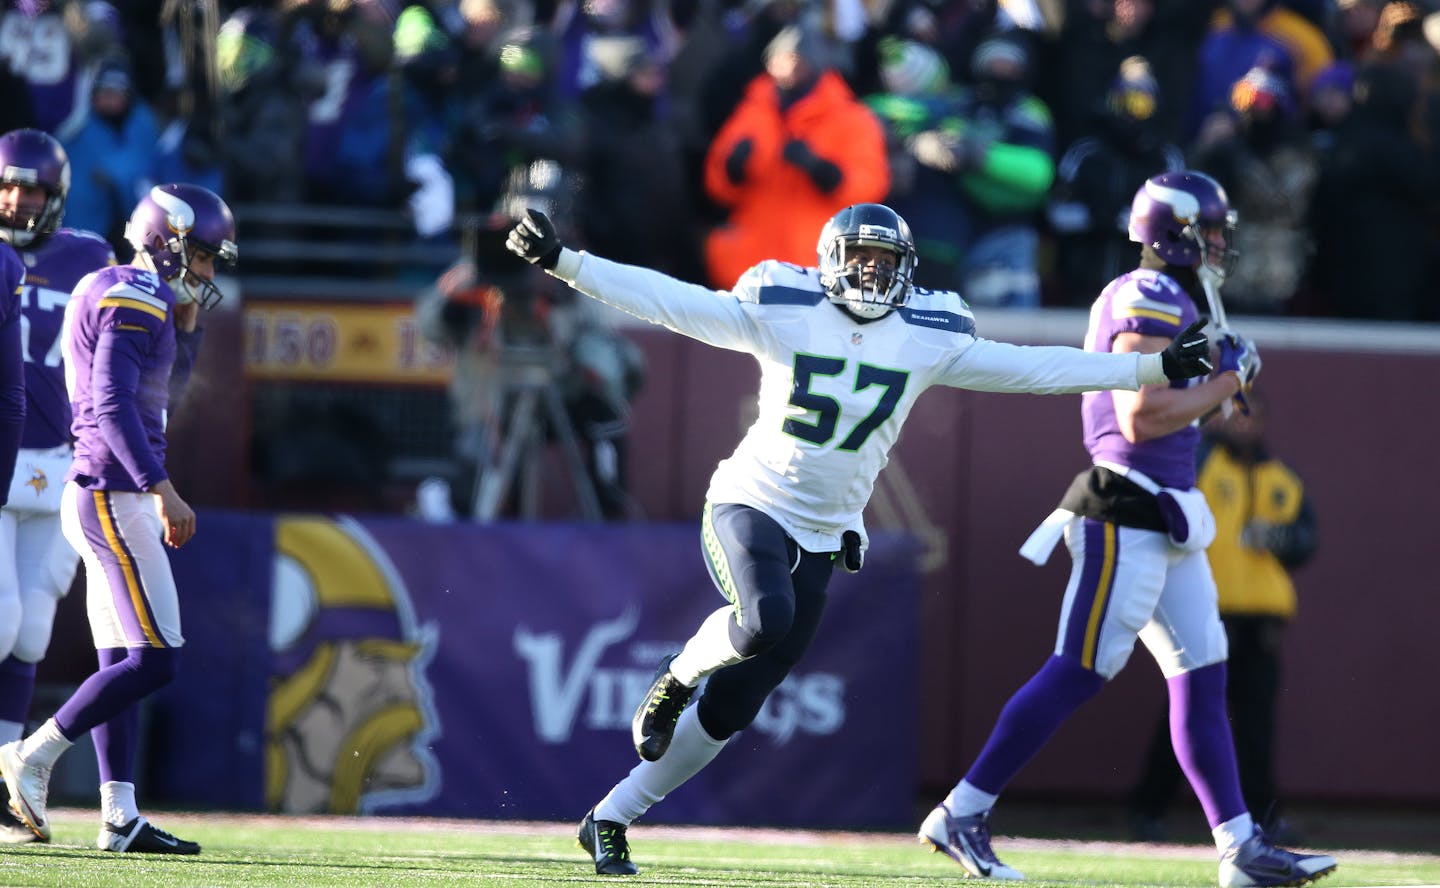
left=267, top=516, right=441, bottom=815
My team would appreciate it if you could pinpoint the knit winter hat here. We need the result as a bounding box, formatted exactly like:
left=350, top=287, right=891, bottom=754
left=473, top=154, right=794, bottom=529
left=878, top=37, right=949, bottom=96
left=764, top=23, right=828, bottom=68
left=970, top=31, right=1029, bottom=81
left=394, top=5, right=451, bottom=61
left=1107, top=56, right=1159, bottom=121
left=1230, top=66, right=1293, bottom=116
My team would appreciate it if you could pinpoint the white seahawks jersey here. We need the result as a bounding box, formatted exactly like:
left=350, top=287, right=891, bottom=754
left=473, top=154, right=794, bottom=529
left=558, top=252, right=1153, bottom=552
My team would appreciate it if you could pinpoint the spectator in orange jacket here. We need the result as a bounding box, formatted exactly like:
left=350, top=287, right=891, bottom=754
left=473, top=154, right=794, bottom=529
left=702, top=23, right=889, bottom=288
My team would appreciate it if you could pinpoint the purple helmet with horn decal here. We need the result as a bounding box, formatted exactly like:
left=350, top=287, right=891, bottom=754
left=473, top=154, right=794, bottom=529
left=1128, top=170, right=1237, bottom=277
left=124, top=183, right=238, bottom=308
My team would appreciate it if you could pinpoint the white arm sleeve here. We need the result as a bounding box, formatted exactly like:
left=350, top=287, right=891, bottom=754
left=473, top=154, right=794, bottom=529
left=938, top=337, right=1156, bottom=393
left=550, top=248, right=759, bottom=351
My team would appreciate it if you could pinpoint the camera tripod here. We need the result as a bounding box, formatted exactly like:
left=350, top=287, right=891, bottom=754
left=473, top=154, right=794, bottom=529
left=470, top=343, right=604, bottom=522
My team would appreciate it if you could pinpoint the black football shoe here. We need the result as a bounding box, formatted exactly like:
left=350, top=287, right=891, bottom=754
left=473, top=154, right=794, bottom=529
left=578, top=808, right=638, bottom=875
left=0, top=796, right=45, bottom=844
left=99, top=816, right=200, bottom=854
left=631, top=654, right=695, bottom=762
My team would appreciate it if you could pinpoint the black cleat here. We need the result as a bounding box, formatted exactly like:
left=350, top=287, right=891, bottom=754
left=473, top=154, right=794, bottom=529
left=578, top=808, right=638, bottom=875
left=99, top=816, right=200, bottom=854
left=0, top=797, right=45, bottom=845
left=1219, top=828, right=1336, bottom=887
left=632, top=654, right=695, bottom=762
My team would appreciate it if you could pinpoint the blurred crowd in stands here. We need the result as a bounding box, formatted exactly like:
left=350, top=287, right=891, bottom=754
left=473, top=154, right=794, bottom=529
left=4, top=0, right=1440, bottom=322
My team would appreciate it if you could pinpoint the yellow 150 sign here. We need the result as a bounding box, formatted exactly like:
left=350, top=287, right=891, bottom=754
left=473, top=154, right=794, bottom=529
left=244, top=302, right=453, bottom=384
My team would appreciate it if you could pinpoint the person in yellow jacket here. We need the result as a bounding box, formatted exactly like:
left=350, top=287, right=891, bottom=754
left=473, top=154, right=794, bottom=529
left=1128, top=393, right=1317, bottom=844
left=702, top=22, right=889, bottom=289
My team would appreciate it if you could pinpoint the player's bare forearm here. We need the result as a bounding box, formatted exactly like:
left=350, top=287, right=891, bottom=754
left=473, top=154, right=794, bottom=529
left=1115, top=374, right=1242, bottom=442
left=1111, top=329, right=1238, bottom=442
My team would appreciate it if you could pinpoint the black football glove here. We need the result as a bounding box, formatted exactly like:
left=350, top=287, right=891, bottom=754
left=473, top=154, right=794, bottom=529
left=724, top=138, right=753, bottom=185
left=505, top=208, right=562, bottom=270
left=782, top=138, right=842, bottom=193
left=1160, top=319, right=1213, bottom=380
left=840, top=530, right=864, bottom=573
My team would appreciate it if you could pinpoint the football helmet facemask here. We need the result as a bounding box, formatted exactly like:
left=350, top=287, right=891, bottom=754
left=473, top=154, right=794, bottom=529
left=1128, top=170, right=1238, bottom=278
left=125, top=183, right=238, bottom=309
left=0, top=129, right=71, bottom=248
left=817, top=203, right=917, bottom=320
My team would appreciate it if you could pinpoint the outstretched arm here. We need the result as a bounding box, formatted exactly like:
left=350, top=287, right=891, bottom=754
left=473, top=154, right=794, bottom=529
left=940, top=320, right=1212, bottom=394
left=506, top=210, right=763, bottom=352
left=1110, top=330, right=1239, bottom=442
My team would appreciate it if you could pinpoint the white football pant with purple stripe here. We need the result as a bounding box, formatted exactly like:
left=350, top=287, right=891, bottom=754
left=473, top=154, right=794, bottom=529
left=1056, top=517, right=1227, bottom=679
left=60, top=483, right=183, bottom=649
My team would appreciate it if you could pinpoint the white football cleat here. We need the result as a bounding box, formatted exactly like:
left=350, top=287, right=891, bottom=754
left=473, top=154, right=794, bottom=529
left=0, top=741, right=51, bottom=842
left=919, top=803, right=1024, bottom=880
left=1219, top=828, right=1336, bottom=887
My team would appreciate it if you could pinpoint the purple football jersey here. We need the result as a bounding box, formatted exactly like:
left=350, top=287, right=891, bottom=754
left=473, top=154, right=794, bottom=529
left=0, top=3, right=87, bottom=135
left=63, top=264, right=178, bottom=492
left=14, top=228, right=115, bottom=448
left=1081, top=269, right=1202, bottom=489
left=0, top=242, right=24, bottom=503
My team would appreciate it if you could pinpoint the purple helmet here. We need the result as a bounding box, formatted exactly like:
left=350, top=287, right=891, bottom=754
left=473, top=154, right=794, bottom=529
left=124, top=183, right=238, bottom=309
left=0, top=129, right=71, bottom=248
left=1128, top=170, right=1238, bottom=277
left=817, top=203, right=918, bottom=319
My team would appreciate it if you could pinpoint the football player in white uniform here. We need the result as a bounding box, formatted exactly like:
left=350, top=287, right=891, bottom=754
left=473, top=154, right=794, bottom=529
left=507, top=203, right=1213, bottom=876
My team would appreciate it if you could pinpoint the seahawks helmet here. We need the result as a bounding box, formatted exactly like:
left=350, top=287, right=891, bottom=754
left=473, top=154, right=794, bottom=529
left=0, top=129, right=71, bottom=248
left=817, top=203, right=917, bottom=319
left=124, top=183, right=238, bottom=308
left=1128, top=170, right=1237, bottom=278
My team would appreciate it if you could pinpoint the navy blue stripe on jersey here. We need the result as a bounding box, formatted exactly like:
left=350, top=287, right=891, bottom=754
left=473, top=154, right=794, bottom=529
left=756, top=285, right=825, bottom=306
left=898, top=306, right=975, bottom=335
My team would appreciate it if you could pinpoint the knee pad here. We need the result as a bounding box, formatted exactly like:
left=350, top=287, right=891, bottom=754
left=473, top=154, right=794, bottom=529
left=729, top=593, right=795, bottom=658
left=0, top=597, right=19, bottom=658
left=694, top=653, right=793, bottom=740
left=11, top=597, right=59, bottom=664
left=127, top=647, right=181, bottom=694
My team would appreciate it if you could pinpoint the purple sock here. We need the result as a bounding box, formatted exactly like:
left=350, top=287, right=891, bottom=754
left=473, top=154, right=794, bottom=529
left=53, top=647, right=178, bottom=742
left=1167, top=662, right=1247, bottom=827
left=0, top=655, right=37, bottom=725
left=90, top=649, right=143, bottom=784
left=965, top=655, right=1104, bottom=794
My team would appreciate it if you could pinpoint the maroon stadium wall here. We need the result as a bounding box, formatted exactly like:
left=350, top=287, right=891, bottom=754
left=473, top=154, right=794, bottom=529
left=612, top=312, right=1440, bottom=807
left=110, top=305, right=1438, bottom=810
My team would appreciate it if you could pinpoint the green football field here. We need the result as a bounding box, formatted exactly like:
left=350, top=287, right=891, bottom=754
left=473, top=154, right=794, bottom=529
left=1, top=809, right=1437, bottom=887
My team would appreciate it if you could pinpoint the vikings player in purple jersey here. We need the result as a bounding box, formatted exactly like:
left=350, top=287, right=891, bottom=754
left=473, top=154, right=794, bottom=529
left=508, top=203, right=1216, bottom=876
left=0, top=130, right=116, bottom=844
left=0, top=182, right=235, bottom=855
left=920, top=172, right=1334, bottom=888
left=0, top=240, right=21, bottom=500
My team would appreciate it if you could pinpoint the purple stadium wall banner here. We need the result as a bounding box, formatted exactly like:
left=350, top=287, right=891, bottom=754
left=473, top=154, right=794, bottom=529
left=151, top=512, right=922, bottom=828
